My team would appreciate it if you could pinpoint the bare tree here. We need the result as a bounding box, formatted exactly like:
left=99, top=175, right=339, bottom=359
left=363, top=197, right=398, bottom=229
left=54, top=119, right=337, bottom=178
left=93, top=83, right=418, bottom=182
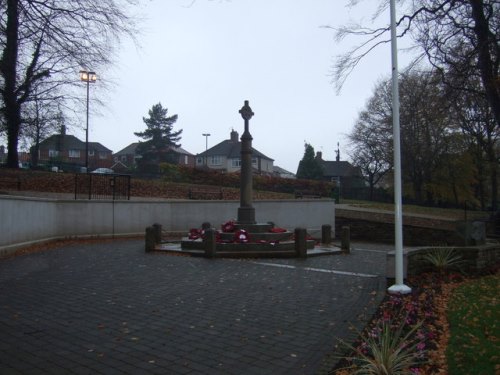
left=451, top=77, right=499, bottom=210
left=398, top=69, right=454, bottom=203
left=330, top=0, right=499, bottom=128
left=21, top=93, right=65, bottom=167
left=348, top=79, right=393, bottom=200
left=349, top=68, right=475, bottom=205
left=0, top=0, right=139, bottom=168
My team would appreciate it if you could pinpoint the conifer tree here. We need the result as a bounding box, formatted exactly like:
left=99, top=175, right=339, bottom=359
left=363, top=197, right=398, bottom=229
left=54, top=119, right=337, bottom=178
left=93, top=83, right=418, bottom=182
left=296, top=143, right=324, bottom=180
left=134, top=103, right=182, bottom=164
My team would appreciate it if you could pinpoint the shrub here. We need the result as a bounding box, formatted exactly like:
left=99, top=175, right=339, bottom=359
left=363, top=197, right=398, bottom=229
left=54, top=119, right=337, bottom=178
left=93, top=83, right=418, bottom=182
left=337, top=313, right=425, bottom=374
left=423, top=248, right=464, bottom=273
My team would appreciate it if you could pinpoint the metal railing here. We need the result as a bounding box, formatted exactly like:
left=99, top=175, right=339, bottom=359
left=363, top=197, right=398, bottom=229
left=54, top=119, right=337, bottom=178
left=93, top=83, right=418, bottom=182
left=74, top=173, right=131, bottom=200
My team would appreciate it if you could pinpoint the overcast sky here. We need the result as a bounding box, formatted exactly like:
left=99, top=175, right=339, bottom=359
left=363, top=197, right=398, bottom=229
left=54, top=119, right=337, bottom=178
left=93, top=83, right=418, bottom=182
left=79, top=0, right=411, bottom=173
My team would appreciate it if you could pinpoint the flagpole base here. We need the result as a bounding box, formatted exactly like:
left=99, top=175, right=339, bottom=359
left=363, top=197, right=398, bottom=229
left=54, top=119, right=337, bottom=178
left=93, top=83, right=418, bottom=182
left=387, top=284, right=412, bottom=294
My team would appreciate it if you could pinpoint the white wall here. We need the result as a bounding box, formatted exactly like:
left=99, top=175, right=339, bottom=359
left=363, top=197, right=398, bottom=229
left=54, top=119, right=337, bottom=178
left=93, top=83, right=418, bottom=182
left=0, top=196, right=334, bottom=254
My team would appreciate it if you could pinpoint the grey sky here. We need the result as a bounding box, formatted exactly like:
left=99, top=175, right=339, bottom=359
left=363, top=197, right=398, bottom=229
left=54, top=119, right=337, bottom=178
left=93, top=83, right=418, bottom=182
left=80, top=0, right=409, bottom=172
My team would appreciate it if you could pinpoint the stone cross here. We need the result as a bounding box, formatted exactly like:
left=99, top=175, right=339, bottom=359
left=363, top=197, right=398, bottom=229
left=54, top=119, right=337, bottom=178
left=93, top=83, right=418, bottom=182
left=237, top=100, right=256, bottom=224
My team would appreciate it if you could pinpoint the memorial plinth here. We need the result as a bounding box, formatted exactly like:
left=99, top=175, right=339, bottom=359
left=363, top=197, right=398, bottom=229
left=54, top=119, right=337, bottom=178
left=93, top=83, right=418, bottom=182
left=179, top=100, right=320, bottom=258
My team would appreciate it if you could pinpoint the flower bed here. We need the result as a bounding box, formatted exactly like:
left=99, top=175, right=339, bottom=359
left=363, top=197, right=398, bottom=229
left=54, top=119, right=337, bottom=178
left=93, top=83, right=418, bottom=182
left=331, top=271, right=478, bottom=374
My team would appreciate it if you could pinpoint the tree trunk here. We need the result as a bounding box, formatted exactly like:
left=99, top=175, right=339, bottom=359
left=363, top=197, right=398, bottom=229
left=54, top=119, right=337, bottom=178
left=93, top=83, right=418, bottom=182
left=469, top=0, right=500, bottom=128
left=1, top=0, right=20, bottom=168
left=6, top=107, right=21, bottom=168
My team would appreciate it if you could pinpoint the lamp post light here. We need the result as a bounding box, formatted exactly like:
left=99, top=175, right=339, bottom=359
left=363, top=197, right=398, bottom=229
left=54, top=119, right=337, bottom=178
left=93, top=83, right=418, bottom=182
left=202, top=133, right=210, bottom=165
left=80, top=70, right=97, bottom=172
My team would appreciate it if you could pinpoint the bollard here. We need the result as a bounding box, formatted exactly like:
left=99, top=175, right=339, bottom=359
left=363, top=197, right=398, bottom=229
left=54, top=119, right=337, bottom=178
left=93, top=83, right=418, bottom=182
left=145, top=226, right=156, bottom=252
left=152, top=223, right=162, bottom=244
left=204, top=228, right=217, bottom=258
left=321, top=224, right=332, bottom=245
left=341, top=226, right=350, bottom=253
left=294, top=228, right=307, bottom=258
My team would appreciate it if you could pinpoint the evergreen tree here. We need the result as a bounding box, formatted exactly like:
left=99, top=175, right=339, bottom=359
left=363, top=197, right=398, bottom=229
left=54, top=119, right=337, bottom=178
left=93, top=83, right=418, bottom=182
left=134, top=103, right=182, bottom=164
left=296, top=143, right=324, bottom=180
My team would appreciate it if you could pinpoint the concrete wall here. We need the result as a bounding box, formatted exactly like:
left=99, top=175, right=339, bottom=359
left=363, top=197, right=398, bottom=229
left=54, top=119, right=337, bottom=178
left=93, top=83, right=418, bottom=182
left=0, top=196, right=334, bottom=254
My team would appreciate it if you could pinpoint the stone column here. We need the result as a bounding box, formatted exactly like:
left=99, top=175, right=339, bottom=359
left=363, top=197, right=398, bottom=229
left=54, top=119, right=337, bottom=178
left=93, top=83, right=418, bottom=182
left=294, top=228, right=307, bottom=258
left=145, top=226, right=156, bottom=252
left=321, top=224, right=332, bottom=244
left=341, top=226, right=351, bottom=253
left=204, top=228, right=217, bottom=258
left=237, top=100, right=256, bottom=224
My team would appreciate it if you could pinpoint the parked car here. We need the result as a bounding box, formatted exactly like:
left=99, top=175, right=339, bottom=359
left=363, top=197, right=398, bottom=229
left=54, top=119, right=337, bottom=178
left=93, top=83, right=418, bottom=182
left=91, top=168, right=114, bottom=174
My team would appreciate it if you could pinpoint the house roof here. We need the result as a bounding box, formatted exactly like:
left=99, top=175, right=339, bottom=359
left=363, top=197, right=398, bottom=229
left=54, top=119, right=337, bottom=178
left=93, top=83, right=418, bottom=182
left=39, top=134, right=84, bottom=150
left=88, top=142, right=112, bottom=153
left=114, top=142, right=139, bottom=156
left=198, top=137, right=274, bottom=161
left=273, top=165, right=295, bottom=176
left=39, top=134, right=112, bottom=153
left=320, top=160, right=362, bottom=178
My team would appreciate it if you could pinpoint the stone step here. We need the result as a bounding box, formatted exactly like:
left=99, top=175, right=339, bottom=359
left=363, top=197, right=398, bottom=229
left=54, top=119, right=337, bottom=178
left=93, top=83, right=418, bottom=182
left=180, top=238, right=316, bottom=251
left=218, top=231, right=293, bottom=243
left=234, top=223, right=273, bottom=233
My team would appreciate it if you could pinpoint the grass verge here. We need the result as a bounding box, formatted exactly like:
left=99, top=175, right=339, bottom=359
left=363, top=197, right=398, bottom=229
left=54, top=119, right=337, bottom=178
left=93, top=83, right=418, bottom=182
left=446, top=274, right=500, bottom=375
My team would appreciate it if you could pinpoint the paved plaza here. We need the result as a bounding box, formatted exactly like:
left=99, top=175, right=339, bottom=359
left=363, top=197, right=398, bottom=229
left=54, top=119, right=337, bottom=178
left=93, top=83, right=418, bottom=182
left=0, top=240, right=390, bottom=375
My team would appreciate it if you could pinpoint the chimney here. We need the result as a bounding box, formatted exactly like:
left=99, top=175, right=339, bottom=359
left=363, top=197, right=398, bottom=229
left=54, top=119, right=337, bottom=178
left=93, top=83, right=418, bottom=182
left=316, top=151, right=322, bottom=160
left=60, top=124, right=66, bottom=136
left=230, top=129, right=239, bottom=142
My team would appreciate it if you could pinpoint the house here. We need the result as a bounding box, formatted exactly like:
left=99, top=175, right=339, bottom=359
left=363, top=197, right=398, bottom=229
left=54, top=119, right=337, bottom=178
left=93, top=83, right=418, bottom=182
left=196, top=130, right=274, bottom=174
left=273, top=166, right=296, bottom=179
left=113, top=142, right=195, bottom=171
left=113, top=143, right=140, bottom=169
left=315, top=151, right=364, bottom=191
left=35, top=126, right=113, bottom=171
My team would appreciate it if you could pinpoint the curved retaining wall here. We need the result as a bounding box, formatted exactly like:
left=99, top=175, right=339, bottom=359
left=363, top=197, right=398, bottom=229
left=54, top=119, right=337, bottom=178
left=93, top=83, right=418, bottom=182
left=0, top=195, right=335, bottom=255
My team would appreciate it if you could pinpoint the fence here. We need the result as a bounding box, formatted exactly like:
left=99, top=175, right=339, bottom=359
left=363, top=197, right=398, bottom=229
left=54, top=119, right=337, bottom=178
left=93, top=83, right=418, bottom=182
left=74, top=173, right=131, bottom=200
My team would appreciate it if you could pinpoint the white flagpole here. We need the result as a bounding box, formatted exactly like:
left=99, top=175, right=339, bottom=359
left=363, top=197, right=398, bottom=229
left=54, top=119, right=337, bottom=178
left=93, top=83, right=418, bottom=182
left=388, top=0, right=411, bottom=294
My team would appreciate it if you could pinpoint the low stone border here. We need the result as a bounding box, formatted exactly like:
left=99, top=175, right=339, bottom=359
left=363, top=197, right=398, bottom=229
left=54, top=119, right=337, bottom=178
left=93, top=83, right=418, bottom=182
left=386, top=242, right=500, bottom=278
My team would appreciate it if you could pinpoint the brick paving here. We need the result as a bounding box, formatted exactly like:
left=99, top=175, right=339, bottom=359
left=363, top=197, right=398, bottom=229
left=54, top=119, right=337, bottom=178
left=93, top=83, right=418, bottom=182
left=0, top=240, right=390, bottom=374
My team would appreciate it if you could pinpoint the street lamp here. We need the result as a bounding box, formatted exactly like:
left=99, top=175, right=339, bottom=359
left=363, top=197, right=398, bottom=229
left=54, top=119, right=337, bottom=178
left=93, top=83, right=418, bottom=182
left=202, top=133, right=210, bottom=165
left=80, top=70, right=97, bottom=172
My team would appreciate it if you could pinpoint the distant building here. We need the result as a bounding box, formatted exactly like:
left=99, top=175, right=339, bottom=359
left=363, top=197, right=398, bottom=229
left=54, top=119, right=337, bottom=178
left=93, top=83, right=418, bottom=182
left=273, top=166, right=296, bottom=179
left=113, top=142, right=140, bottom=170
left=113, top=142, right=195, bottom=171
left=196, top=130, right=274, bottom=174
left=36, top=126, right=113, bottom=171
left=315, top=151, right=364, bottom=191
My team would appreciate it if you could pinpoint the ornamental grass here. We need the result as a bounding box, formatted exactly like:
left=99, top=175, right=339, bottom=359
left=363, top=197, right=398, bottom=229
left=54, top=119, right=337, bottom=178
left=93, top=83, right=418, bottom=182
left=331, top=271, right=466, bottom=375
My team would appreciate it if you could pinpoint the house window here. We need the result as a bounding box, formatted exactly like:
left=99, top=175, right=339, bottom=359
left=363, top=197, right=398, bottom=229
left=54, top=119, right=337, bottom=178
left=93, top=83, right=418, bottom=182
left=252, top=157, right=257, bottom=165
left=88, top=150, right=94, bottom=156
left=184, top=155, right=188, bottom=165
left=121, top=155, right=127, bottom=162
left=99, top=152, right=107, bottom=159
left=49, top=149, right=59, bottom=158
left=197, top=157, right=203, bottom=165
left=211, top=155, right=222, bottom=166
left=68, top=149, right=80, bottom=158
left=232, top=159, right=241, bottom=167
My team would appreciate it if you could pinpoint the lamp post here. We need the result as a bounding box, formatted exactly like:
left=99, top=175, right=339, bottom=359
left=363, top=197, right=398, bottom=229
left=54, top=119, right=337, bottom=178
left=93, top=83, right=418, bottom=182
left=202, top=133, right=210, bottom=165
left=80, top=70, right=97, bottom=172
